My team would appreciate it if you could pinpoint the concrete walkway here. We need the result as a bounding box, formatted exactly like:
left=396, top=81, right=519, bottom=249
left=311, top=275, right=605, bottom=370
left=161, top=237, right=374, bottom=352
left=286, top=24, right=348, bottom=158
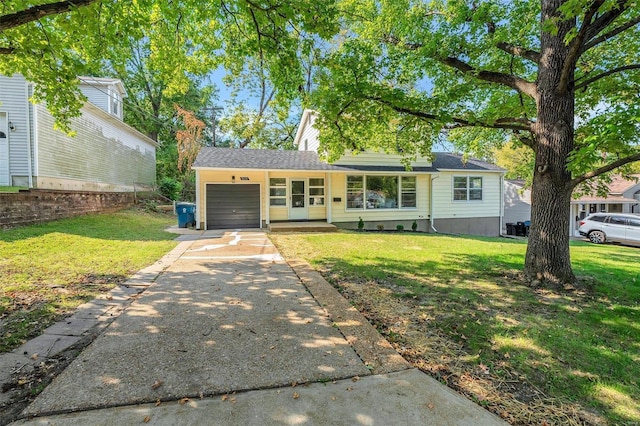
left=12, top=230, right=506, bottom=425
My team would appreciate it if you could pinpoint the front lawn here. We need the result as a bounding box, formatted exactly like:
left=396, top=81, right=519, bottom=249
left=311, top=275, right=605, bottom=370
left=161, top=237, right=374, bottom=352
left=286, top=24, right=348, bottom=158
left=271, top=232, right=640, bottom=425
left=0, top=209, right=177, bottom=352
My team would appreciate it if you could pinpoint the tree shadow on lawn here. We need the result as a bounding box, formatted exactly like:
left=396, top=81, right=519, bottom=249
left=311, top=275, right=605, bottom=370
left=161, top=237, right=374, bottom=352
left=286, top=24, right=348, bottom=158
left=314, top=251, right=640, bottom=424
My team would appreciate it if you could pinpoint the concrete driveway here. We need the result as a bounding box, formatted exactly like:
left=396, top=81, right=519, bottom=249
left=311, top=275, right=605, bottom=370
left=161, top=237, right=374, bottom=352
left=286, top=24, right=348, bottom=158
left=13, top=230, right=505, bottom=425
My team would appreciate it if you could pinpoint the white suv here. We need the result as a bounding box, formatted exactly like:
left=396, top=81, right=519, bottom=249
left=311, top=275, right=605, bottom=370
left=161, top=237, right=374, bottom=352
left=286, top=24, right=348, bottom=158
left=578, top=213, right=640, bottom=246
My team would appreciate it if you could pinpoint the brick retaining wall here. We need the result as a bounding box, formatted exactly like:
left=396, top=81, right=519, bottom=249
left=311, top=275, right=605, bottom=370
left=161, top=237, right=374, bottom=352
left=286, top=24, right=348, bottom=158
left=0, top=190, right=135, bottom=229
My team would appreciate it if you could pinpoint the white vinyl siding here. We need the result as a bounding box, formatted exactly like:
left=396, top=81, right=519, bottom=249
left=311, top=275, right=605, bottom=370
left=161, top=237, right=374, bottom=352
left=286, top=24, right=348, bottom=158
left=0, top=75, right=31, bottom=182
left=297, top=113, right=320, bottom=152
left=79, top=85, right=109, bottom=113
left=35, top=103, right=156, bottom=189
left=432, top=172, right=502, bottom=218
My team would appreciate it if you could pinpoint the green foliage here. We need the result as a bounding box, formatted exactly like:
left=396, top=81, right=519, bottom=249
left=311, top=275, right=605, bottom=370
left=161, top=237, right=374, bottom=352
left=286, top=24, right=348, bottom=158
left=396, top=224, right=404, bottom=231
left=411, top=220, right=418, bottom=232
left=376, top=224, right=384, bottom=231
left=358, top=216, right=364, bottom=231
left=1, top=1, right=339, bottom=132
left=158, top=177, right=182, bottom=201
left=492, top=141, right=535, bottom=186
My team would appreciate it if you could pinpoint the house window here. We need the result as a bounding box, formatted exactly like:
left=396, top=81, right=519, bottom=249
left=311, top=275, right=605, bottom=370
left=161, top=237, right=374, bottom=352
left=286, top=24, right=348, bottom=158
left=347, top=176, right=364, bottom=209
left=309, top=178, right=325, bottom=206
left=453, top=176, right=483, bottom=201
left=346, top=175, right=417, bottom=210
left=401, top=176, right=417, bottom=208
left=366, top=176, right=398, bottom=209
left=270, top=178, right=286, bottom=206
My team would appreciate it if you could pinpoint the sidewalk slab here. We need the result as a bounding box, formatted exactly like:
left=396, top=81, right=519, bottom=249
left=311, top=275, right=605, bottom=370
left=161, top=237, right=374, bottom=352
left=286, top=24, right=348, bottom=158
left=13, top=369, right=505, bottom=425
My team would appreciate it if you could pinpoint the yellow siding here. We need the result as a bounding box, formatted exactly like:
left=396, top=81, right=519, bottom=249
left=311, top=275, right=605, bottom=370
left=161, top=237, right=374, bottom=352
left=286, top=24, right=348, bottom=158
left=197, top=170, right=267, bottom=226
left=432, top=172, right=502, bottom=218
left=196, top=170, right=329, bottom=224
left=332, top=150, right=432, bottom=168
left=329, top=173, right=430, bottom=223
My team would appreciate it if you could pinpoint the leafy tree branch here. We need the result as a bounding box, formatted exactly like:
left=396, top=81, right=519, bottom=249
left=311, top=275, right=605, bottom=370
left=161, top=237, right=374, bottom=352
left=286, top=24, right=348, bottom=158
left=0, top=0, right=96, bottom=32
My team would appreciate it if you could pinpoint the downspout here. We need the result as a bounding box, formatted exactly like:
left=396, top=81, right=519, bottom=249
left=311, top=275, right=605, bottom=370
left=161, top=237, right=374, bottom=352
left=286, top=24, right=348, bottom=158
left=430, top=174, right=439, bottom=232
left=499, top=173, right=505, bottom=235
left=327, top=172, right=332, bottom=223
left=195, top=169, right=201, bottom=229
left=264, top=170, right=270, bottom=226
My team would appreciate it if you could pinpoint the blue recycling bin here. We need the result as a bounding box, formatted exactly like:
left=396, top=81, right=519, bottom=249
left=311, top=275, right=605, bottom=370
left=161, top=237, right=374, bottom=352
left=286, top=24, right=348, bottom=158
left=176, top=202, right=196, bottom=228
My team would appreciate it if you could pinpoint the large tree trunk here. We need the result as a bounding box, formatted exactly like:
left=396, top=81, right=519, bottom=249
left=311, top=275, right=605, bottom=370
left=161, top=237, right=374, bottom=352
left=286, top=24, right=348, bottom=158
left=523, top=0, right=577, bottom=286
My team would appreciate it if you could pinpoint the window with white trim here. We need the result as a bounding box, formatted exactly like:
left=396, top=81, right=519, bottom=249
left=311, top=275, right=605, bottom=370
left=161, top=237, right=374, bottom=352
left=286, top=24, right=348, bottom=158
left=401, top=176, right=417, bottom=208
left=269, top=178, right=286, bottom=206
left=453, top=176, right=483, bottom=201
left=346, top=175, right=417, bottom=210
left=308, top=178, right=325, bottom=206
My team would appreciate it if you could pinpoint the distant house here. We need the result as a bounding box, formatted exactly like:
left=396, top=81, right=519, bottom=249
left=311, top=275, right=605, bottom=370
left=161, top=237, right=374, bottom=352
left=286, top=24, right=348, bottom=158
left=0, top=74, right=156, bottom=191
left=192, top=110, right=506, bottom=235
left=570, top=174, right=640, bottom=235
left=503, top=175, right=640, bottom=236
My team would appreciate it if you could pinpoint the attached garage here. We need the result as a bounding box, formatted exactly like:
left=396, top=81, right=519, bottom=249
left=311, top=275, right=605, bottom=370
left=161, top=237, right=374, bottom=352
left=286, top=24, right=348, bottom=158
left=206, top=184, right=261, bottom=229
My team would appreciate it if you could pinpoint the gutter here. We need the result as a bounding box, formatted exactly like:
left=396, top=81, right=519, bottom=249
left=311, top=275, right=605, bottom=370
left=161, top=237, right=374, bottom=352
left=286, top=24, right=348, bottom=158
left=430, top=174, right=439, bottom=233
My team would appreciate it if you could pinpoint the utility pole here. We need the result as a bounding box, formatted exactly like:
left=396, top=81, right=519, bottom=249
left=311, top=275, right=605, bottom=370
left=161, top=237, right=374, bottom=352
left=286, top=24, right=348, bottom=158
left=204, top=106, right=223, bottom=146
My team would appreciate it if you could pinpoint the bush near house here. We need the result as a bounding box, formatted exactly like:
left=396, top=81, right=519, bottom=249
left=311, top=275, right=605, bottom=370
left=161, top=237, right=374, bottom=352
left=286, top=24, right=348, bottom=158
left=271, top=232, right=640, bottom=425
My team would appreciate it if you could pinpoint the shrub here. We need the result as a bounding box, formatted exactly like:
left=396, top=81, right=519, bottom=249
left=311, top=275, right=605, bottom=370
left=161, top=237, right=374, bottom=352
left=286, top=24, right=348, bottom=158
left=376, top=224, right=385, bottom=231
left=158, top=177, right=182, bottom=201
left=358, top=217, right=365, bottom=231
left=412, top=220, right=418, bottom=232
left=396, top=224, right=404, bottom=231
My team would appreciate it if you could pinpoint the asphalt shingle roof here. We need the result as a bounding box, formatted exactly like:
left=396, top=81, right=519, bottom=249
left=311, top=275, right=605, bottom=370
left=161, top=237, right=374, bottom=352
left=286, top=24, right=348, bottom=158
left=193, top=147, right=502, bottom=173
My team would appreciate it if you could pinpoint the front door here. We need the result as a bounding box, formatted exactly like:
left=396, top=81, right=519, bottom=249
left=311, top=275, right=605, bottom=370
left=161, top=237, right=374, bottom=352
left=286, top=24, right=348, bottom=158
left=289, top=179, right=308, bottom=220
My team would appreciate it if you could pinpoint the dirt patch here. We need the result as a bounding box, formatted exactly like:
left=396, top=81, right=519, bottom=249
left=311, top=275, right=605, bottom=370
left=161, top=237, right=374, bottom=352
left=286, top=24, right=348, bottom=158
left=324, top=274, right=607, bottom=426
left=0, top=329, right=102, bottom=425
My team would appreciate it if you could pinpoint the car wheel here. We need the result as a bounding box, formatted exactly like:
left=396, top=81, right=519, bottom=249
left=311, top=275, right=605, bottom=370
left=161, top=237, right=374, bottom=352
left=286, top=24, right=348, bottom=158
left=588, top=230, right=606, bottom=244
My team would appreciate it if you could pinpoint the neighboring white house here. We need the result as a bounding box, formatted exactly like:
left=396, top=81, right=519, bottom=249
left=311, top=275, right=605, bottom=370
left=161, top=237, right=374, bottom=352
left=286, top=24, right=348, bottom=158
left=192, top=110, right=506, bottom=236
left=0, top=74, right=157, bottom=191
left=503, top=180, right=532, bottom=227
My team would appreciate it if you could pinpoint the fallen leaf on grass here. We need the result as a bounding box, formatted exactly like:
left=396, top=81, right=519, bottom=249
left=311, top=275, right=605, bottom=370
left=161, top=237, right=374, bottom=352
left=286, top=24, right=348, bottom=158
left=143, top=415, right=151, bottom=423
left=155, top=399, right=161, bottom=407
left=293, top=392, right=300, bottom=399
left=179, top=398, right=189, bottom=405
left=351, top=376, right=360, bottom=382
left=30, top=353, right=39, bottom=360
left=291, top=381, right=298, bottom=387
left=151, top=380, right=163, bottom=390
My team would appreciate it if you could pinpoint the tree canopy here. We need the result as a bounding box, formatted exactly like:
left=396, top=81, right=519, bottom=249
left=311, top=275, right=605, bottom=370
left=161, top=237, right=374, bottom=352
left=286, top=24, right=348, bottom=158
left=0, top=0, right=338, bottom=131
left=310, top=0, right=640, bottom=285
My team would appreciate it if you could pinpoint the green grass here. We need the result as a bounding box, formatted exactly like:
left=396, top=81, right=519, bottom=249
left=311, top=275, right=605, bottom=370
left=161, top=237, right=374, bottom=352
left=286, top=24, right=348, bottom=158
left=0, top=186, right=26, bottom=193
left=0, top=209, right=177, bottom=352
left=271, top=232, right=640, bottom=425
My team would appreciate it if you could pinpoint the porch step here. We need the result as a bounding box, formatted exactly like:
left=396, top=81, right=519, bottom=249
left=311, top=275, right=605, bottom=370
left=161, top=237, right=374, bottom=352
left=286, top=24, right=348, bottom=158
left=268, top=222, right=338, bottom=233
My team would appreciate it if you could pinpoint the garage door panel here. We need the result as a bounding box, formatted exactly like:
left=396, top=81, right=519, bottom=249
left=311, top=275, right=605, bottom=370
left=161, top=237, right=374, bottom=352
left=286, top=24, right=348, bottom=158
left=206, top=184, right=260, bottom=229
